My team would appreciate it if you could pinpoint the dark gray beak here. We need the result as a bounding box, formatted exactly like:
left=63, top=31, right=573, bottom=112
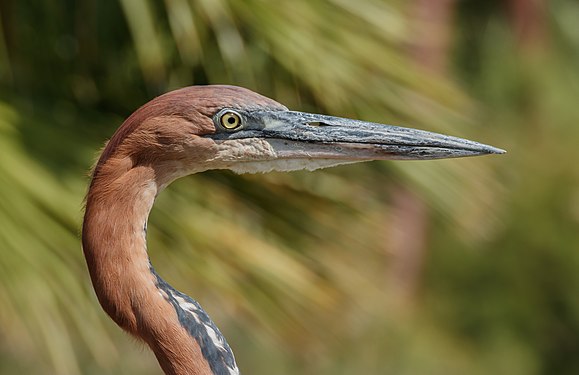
left=258, top=110, right=504, bottom=159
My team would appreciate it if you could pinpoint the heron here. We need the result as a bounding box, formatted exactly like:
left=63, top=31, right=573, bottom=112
left=82, top=85, right=504, bottom=375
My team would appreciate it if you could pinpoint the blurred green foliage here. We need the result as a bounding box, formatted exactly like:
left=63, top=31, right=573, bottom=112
left=0, top=0, right=578, bottom=374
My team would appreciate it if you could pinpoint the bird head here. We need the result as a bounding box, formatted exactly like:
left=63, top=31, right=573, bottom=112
left=93, top=85, right=504, bottom=188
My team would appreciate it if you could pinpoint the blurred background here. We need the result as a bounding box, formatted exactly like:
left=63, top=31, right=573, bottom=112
left=0, top=0, right=578, bottom=374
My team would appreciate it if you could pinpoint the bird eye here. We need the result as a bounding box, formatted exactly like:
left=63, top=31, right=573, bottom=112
left=219, top=111, right=242, bottom=130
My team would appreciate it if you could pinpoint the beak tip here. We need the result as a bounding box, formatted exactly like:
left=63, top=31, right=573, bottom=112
left=486, top=146, right=507, bottom=155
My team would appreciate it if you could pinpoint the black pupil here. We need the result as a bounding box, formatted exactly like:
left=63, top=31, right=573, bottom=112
left=227, top=116, right=236, bottom=124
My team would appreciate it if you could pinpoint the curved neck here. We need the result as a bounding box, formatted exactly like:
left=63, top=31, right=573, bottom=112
left=82, top=162, right=236, bottom=375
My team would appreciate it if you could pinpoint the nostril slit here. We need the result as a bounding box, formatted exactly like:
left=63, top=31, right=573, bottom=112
left=307, top=121, right=331, bottom=127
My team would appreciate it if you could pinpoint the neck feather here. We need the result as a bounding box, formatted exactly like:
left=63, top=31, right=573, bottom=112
left=82, top=160, right=239, bottom=375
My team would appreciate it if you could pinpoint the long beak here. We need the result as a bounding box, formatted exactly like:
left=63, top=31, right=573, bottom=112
left=239, top=110, right=505, bottom=160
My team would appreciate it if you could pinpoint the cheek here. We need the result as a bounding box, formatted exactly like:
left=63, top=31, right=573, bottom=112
left=214, top=138, right=276, bottom=162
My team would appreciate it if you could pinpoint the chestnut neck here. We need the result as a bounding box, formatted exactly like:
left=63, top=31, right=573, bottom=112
left=82, top=162, right=217, bottom=375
